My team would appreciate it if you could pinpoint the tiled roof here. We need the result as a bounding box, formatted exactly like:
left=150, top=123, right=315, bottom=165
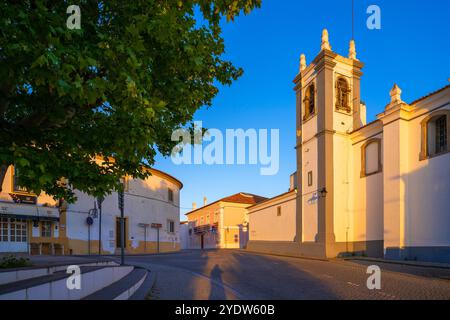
left=220, top=192, right=268, bottom=205
left=409, top=84, right=450, bottom=106
left=185, top=192, right=267, bottom=215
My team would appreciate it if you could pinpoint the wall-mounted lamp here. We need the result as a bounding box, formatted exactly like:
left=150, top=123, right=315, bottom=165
left=319, top=187, right=328, bottom=198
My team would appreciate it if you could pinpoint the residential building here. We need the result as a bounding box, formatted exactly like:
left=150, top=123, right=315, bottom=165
left=179, top=220, right=190, bottom=250
left=0, top=165, right=183, bottom=255
left=247, top=29, right=450, bottom=262
left=184, top=193, right=266, bottom=249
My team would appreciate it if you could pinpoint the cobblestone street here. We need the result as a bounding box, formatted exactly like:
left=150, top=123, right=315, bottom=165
left=123, top=250, right=450, bottom=300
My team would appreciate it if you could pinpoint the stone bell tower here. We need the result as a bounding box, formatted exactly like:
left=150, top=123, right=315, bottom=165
left=293, top=29, right=364, bottom=258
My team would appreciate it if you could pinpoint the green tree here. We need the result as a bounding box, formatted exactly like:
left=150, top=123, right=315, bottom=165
left=0, top=1, right=261, bottom=201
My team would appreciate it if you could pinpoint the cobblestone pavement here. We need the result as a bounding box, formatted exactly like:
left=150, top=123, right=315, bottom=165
left=123, top=250, right=450, bottom=300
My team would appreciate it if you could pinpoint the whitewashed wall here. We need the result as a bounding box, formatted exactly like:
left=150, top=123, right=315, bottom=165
left=66, top=171, right=181, bottom=253
left=249, top=192, right=296, bottom=242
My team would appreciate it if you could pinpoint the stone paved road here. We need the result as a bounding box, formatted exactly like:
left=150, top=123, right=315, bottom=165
left=123, top=250, right=450, bottom=300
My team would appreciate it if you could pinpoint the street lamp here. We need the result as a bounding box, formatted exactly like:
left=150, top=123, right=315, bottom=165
left=319, top=187, right=328, bottom=198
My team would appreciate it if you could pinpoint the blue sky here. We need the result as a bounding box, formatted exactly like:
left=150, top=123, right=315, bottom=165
left=154, top=0, right=450, bottom=219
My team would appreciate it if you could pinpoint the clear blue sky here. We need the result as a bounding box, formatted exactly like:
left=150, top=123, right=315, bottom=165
left=153, top=0, right=450, bottom=219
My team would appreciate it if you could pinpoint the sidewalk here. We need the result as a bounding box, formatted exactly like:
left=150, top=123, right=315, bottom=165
left=340, top=257, right=450, bottom=281
left=343, top=256, right=450, bottom=269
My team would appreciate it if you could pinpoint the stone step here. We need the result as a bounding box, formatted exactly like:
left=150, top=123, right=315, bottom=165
left=0, top=265, right=133, bottom=300
left=0, top=266, right=105, bottom=296
left=83, top=267, right=147, bottom=300
left=0, top=260, right=118, bottom=285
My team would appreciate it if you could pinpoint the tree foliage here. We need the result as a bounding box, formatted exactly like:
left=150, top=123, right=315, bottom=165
left=0, top=0, right=261, bottom=201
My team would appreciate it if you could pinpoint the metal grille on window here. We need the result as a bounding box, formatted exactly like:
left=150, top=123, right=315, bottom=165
left=435, top=115, right=447, bottom=154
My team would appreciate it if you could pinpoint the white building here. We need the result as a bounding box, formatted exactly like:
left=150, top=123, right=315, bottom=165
left=247, top=30, right=450, bottom=263
left=0, top=166, right=183, bottom=255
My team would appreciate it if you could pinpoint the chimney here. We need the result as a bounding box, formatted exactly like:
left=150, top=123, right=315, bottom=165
left=203, top=197, right=208, bottom=206
left=192, top=202, right=197, bottom=210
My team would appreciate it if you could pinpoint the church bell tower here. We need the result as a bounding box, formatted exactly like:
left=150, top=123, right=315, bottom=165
left=294, top=29, right=364, bottom=257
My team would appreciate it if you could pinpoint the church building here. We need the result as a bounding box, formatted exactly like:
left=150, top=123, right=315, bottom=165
left=247, top=29, right=450, bottom=263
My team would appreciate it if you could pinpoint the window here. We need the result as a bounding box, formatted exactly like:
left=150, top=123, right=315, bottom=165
left=307, top=171, right=313, bottom=187
left=277, top=206, right=282, bottom=217
left=206, top=214, right=210, bottom=223
left=361, top=138, right=382, bottom=177
left=41, top=221, right=52, bottom=238
left=420, top=110, right=450, bottom=160
left=168, top=188, right=174, bottom=202
left=435, top=115, right=447, bottom=154
left=303, top=84, right=315, bottom=120
left=336, top=77, right=351, bottom=112
left=167, top=220, right=175, bottom=233
left=0, top=218, right=8, bottom=242
left=200, top=216, right=204, bottom=225
left=10, top=219, right=27, bottom=242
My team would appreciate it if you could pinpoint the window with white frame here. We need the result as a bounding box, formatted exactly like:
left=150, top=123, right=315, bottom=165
left=0, top=217, right=8, bottom=242
left=10, top=218, right=27, bottom=242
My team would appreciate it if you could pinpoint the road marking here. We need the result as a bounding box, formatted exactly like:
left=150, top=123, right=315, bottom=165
left=346, top=282, right=360, bottom=287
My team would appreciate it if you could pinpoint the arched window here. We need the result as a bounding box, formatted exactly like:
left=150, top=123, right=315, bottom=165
left=336, top=77, right=351, bottom=112
left=361, top=138, right=382, bottom=177
left=303, top=84, right=315, bottom=120
left=420, top=110, right=450, bottom=160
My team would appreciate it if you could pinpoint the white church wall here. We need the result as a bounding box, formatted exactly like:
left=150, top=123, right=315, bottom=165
left=405, top=102, right=450, bottom=248
left=351, top=132, right=384, bottom=243
left=248, top=192, right=296, bottom=242
left=302, top=136, right=318, bottom=242
left=332, top=133, right=353, bottom=243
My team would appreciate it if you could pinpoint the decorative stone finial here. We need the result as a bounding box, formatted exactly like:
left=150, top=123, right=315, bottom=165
left=390, top=84, right=402, bottom=104
left=299, top=54, right=306, bottom=72
left=321, top=29, right=331, bottom=51
left=349, top=40, right=357, bottom=60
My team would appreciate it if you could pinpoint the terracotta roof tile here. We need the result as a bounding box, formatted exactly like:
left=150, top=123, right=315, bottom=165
left=185, top=192, right=267, bottom=215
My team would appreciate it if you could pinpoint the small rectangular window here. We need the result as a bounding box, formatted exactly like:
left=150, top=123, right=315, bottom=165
left=307, top=171, right=313, bottom=187
left=277, top=206, right=282, bottom=216
left=168, top=188, right=174, bottom=202
left=167, top=220, right=175, bottom=233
